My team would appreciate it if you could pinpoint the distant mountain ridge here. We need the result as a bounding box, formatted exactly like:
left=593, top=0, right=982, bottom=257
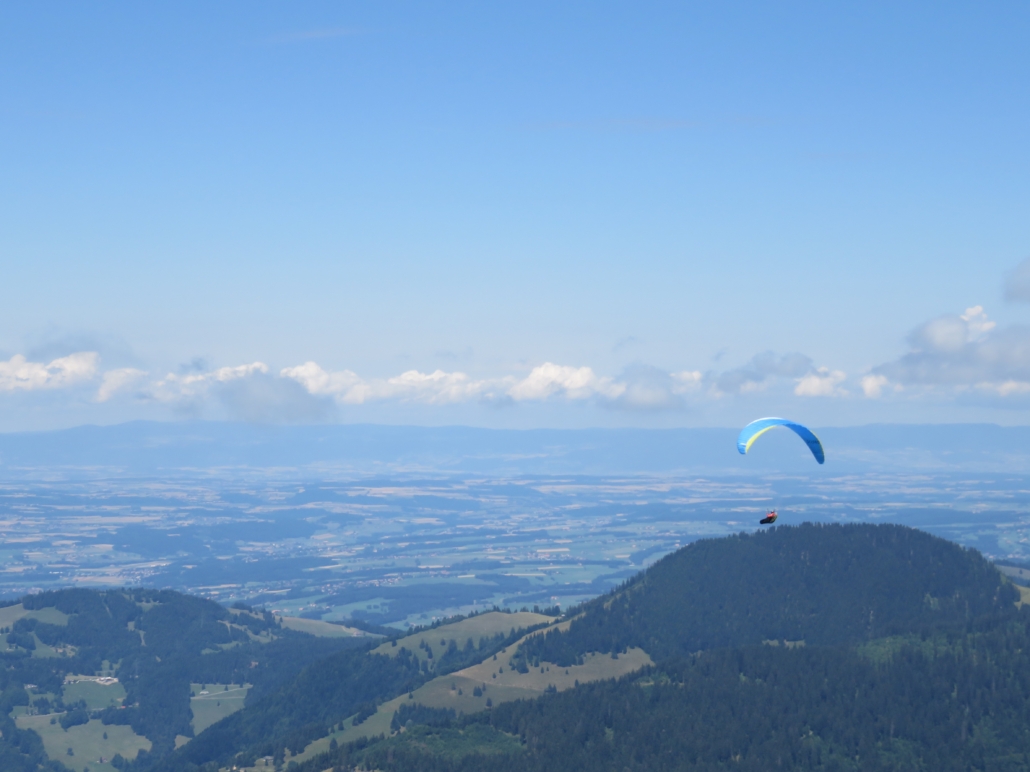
left=2, top=420, right=1030, bottom=476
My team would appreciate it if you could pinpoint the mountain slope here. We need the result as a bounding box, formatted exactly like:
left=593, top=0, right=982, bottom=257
left=0, top=588, right=369, bottom=771
left=349, top=634, right=1030, bottom=772
left=519, top=523, right=1016, bottom=664
left=291, top=524, right=1030, bottom=772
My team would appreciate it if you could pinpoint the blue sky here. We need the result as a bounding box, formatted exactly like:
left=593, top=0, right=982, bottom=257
left=2, top=2, right=1029, bottom=430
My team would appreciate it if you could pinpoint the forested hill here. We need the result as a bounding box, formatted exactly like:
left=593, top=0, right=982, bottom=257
left=519, top=523, right=1016, bottom=664
left=294, top=525, right=1030, bottom=772
left=0, top=588, right=371, bottom=772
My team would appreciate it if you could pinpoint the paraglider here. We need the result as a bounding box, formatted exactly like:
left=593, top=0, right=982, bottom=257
left=736, top=417, right=825, bottom=465
left=737, top=418, right=825, bottom=526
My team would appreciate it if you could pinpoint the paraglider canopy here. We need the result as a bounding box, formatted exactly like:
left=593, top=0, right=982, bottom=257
left=737, top=417, right=825, bottom=464
left=760, top=510, right=778, bottom=525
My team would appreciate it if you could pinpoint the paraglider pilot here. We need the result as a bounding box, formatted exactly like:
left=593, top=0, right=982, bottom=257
left=759, top=510, right=777, bottom=525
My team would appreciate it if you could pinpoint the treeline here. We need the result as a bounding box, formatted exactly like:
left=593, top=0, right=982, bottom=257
left=408, top=623, right=551, bottom=677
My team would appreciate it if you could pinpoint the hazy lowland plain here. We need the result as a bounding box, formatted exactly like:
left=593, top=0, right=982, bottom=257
left=1, top=422, right=1030, bottom=627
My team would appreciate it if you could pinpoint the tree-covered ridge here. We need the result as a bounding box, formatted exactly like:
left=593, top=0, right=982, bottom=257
left=157, top=610, right=560, bottom=771
left=306, top=615, right=1030, bottom=772
left=156, top=643, right=425, bottom=771
left=519, top=523, right=1016, bottom=665
left=0, top=588, right=368, bottom=771
left=277, top=523, right=1030, bottom=772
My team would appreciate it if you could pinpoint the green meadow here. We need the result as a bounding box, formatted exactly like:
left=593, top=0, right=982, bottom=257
left=190, top=683, right=251, bottom=735
left=16, top=715, right=150, bottom=772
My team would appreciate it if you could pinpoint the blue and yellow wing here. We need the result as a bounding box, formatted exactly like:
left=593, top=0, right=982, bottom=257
left=737, top=417, right=825, bottom=464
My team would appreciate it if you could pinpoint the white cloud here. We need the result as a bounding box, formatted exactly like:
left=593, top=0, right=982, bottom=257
left=97, top=368, right=148, bottom=402
left=280, top=362, right=364, bottom=401
left=0, top=352, right=99, bottom=391
left=281, top=363, right=497, bottom=404
left=978, top=380, right=1030, bottom=397
left=284, top=357, right=848, bottom=409
left=507, top=363, right=623, bottom=401
left=671, top=370, right=703, bottom=391
left=282, top=361, right=629, bottom=406
left=383, top=369, right=492, bottom=405
left=126, top=361, right=331, bottom=422
left=151, top=362, right=269, bottom=402
left=4, top=349, right=856, bottom=420
left=873, top=306, right=1030, bottom=398
left=861, top=374, right=889, bottom=398
left=794, top=367, right=848, bottom=397
left=961, top=305, right=996, bottom=338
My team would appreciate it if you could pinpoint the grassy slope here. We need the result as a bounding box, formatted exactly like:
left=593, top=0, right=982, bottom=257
left=372, top=611, right=552, bottom=666
left=189, top=683, right=251, bottom=735
left=16, top=716, right=151, bottom=772
left=336, top=616, right=651, bottom=744
left=63, top=679, right=127, bottom=710
left=0, top=604, right=69, bottom=628
left=5, top=591, right=357, bottom=769
left=265, top=614, right=587, bottom=768
left=1014, top=583, right=1030, bottom=607
left=278, top=617, right=369, bottom=638
left=0, top=604, right=70, bottom=655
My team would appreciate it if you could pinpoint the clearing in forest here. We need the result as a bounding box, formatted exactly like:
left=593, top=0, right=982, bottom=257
left=15, top=715, right=150, bottom=772
left=189, top=682, right=251, bottom=735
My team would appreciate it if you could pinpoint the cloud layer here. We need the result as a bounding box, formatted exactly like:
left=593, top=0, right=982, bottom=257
left=0, top=352, right=98, bottom=392
left=27, top=302, right=1030, bottom=423
left=868, top=306, right=1030, bottom=402
left=0, top=347, right=857, bottom=423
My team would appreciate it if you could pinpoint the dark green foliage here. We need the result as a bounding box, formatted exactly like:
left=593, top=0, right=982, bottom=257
left=6, top=524, right=1030, bottom=772
left=433, top=627, right=547, bottom=677
left=7, top=628, right=36, bottom=651
left=363, top=724, right=523, bottom=767
left=520, top=523, right=1016, bottom=665
left=59, top=708, right=89, bottom=730
left=0, top=587, right=365, bottom=770
left=0, top=713, right=66, bottom=772
left=0, top=685, right=30, bottom=714
left=351, top=701, right=377, bottom=726
left=271, top=524, right=1030, bottom=772
left=153, top=646, right=426, bottom=771
left=391, top=704, right=456, bottom=732
left=303, top=616, right=1030, bottom=772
